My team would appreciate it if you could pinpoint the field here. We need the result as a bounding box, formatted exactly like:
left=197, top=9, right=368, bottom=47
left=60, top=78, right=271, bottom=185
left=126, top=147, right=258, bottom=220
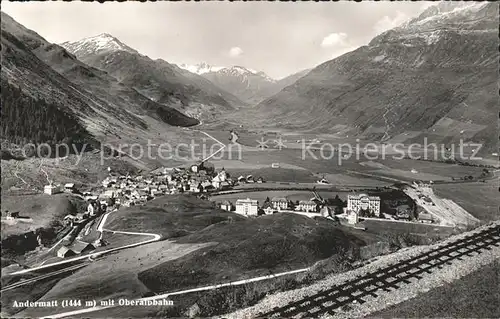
left=1, top=194, right=84, bottom=240
left=104, top=195, right=246, bottom=238
left=228, top=167, right=317, bottom=183
left=138, top=213, right=366, bottom=294
left=433, top=177, right=500, bottom=221
left=0, top=263, right=87, bottom=316
left=15, top=240, right=212, bottom=318
left=212, top=190, right=319, bottom=204
left=370, top=260, right=500, bottom=318
left=12, top=201, right=368, bottom=318
left=361, top=219, right=456, bottom=238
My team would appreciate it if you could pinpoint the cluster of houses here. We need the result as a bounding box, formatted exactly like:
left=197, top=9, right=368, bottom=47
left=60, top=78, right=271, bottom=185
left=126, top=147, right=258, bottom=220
left=43, top=183, right=78, bottom=195
left=63, top=200, right=105, bottom=227
left=94, top=165, right=238, bottom=207
left=44, top=161, right=261, bottom=208
left=219, top=196, right=334, bottom=217
left=344, top=193, right=381, bottom=224
left=218, top=193, right=383, bottom=225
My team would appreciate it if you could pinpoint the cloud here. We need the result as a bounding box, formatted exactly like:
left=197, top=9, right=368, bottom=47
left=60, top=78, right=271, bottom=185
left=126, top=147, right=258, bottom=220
left=373, top=11, right=409, bottom=35
left=228, top=46, right=243, bottom=57
left=320, top=32, right=348, bottom=48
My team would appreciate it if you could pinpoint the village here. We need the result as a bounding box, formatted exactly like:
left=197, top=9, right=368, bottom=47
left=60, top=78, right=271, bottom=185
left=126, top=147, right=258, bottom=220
left=15, top=159, right=469, bottom=261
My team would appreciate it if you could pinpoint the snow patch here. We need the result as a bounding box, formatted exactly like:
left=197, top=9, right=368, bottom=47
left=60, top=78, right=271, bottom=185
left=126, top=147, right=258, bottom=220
left=61, top=33, right=138, bottom=56
left=178, top=62, right=225, bottom=75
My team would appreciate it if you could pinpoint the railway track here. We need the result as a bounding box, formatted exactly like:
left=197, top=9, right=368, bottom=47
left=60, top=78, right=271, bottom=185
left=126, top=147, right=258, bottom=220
left=256, top=223, right=500, bottom=318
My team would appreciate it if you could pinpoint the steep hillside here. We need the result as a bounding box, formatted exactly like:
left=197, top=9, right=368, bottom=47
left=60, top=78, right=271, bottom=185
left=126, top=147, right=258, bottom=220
left=61, top=35, right=245, bottom=119
left=1, top=82, right=93, bottom=147
left=275, top=68, right=312, bottom=89
left=244, top=3, right=498, bottom=154
left=201, top=66, right=279, bottom=105
left=169, top=62, right=249, bottom=109
left=1, top=12, right=199, bottom=144
left=178, top=63, right=312, bottom=106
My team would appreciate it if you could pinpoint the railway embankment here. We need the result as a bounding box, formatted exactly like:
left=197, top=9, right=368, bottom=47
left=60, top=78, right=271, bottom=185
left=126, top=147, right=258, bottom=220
left=223, top=221, right=500, bottom=319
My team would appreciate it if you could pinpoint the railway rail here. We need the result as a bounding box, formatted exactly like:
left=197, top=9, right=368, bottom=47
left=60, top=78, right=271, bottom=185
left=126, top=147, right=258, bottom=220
left=256, top=223, right=500, bottom=318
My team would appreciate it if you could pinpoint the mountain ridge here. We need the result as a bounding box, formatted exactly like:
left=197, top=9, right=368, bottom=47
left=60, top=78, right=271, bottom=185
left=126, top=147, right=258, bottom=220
left=61, top=33, right=247, bottom=119
left=233, top=2, right=498, bottom=154
left=1, top=12, right=200, bottom=149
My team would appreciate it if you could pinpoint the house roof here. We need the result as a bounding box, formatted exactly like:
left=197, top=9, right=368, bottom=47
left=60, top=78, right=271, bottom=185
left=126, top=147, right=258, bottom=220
left=261, top=202, right=273, bottom=209
left=236, top=198, right=258, bottom=205
left=64, top=183, right=75, bottom=188
left=348, top=194, right=381, bottom=201
left=69, top=241, right=95, bottom=254
left=299, top=200, right=317, bottom=205
left=58, top=246, right=73, bottom=255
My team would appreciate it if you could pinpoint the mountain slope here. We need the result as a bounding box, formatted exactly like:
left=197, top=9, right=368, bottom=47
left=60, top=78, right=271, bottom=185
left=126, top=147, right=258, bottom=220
left=244, top=2, right=498, bottom=154
left=1, top=11, right=199, bottom=146
left=201, top=66, right=278, bottom=105
left=169, top=62, right=249, bottom=108
left=61, top=35, right=246, bottom=119
left=177, top=62, right=224, bottom=75
left=275, top=68, right=312, bottom=89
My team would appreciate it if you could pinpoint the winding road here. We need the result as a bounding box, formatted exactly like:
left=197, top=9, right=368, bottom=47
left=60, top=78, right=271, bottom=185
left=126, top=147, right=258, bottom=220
left=7, top=208, right=161, bottom=276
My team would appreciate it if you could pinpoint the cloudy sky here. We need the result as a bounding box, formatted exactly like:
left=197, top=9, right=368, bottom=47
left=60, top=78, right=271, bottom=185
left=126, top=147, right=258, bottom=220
left=3, top=1, right=434, bottom=79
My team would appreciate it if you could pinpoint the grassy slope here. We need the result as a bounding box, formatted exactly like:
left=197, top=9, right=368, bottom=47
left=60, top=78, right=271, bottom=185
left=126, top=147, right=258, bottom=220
left=13, top=241, right=212, bottom=318
left=1, top=152, right=141, bottom=194
left=369, top=260, right=500, bottom=318
left=105, top=194, right=246, bottom=238
left=138, top=213, right=366, bottom=293
left=228, top=167, right=317, bottom=183
left=0, top=193, right=83, bottom=239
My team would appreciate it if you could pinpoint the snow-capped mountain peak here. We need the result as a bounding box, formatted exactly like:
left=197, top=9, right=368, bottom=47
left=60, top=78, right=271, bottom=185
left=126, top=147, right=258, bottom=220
left=370, top=2, right=492, bottom=48
left=405, top=2, right=489, bottom=28
left=177, top=62, right=224, bottom=75
left=178, top=63, right=275, bottom=82
left=217, top=66, right=275, bottom=82
left=60, top=33, right=138, bottom=57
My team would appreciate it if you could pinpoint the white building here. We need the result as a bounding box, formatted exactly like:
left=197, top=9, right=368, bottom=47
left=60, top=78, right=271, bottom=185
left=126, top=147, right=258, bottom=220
left=64, top=183, right=75, bottom=193
left=44, top=185, right=61, bottom=195
left=271, top=197, right=289, bottom=211
left=87, top=203, right=96, bottom=216
left=298, top=200, right=319, bottom=213
left=100, top=190, right=116, bottom=199
left=220, top=200, right=233, bottom=211
left=347, top=194, right=381, bottom=217
left=235, top=198, right=259, bottom=216
left=212, top=175, right=223, bottom=189
left=347, top=211, right=359, bottom=224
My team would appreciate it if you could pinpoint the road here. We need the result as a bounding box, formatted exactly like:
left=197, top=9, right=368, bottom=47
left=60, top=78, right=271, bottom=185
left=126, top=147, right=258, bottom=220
left=40, top=267, right=310, bottom=319
left=196, top=130, right=227, bottom=162
left=6, top=208, right=161, bottom=276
